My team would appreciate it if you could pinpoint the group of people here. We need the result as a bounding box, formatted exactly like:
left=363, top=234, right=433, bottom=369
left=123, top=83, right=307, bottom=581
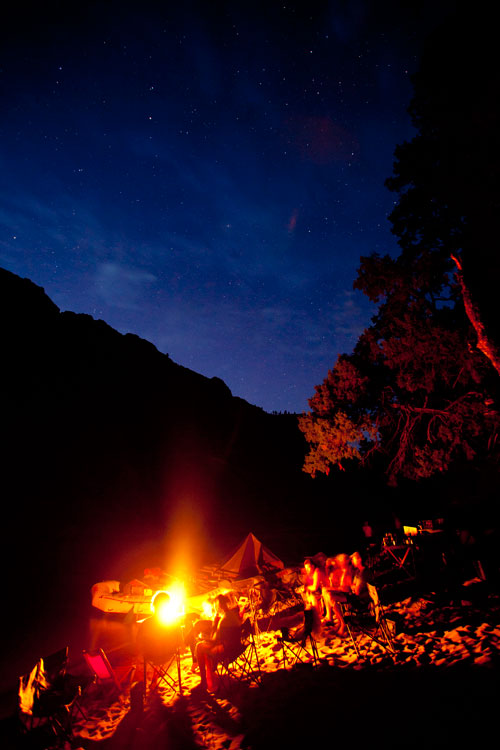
left=302, top=551, right=368, bottom=636
left=136, top=551, right=369, bottom=694
left=137, top=590, right=243, bottom=694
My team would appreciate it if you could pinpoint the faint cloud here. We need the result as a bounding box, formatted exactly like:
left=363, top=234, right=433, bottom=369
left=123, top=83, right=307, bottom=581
left=331, top=290, right=370, bottom=341
left=0, top=189, right=107, bottom=256
left=287, top=208, right=298, bottom=233
left=283, top=115, right=360, bottom=165
left=94, top=262, right=156, bottom=310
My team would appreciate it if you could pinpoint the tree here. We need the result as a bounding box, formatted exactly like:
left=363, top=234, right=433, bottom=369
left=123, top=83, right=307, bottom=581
left=299, top=12, right=500, bottom=485
left=386, top=13, right=500, bottom=371
left=299, top=258, right=500, bottom=484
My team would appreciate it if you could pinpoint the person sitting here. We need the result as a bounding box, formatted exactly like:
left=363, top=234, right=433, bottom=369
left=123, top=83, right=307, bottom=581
left=183, top=611, right=216, bottom=671
left=350, top=550, right=369, bottom=600
left=280, top=604, right=322, bottom=643
left=322, top=554, right=354, bottom=635
left=321, top=557, right=337, bottom=624
left=302, top=558, right=327, bottom=620
left=250, top=580, right=274, bottom=617
left=195, top=594, right=242, bottom=692
left=136, top=591, right=182, bottom=676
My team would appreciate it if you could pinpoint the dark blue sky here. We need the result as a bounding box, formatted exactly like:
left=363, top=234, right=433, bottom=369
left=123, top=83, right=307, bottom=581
left=0, top=1, right=456, bottom=412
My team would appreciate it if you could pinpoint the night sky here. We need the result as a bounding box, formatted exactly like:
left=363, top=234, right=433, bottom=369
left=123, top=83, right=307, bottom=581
left=0, top=1, right=456, bottom=413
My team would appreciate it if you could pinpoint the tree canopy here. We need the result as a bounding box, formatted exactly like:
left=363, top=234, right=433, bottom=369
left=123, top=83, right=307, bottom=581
left=299, top=12, right=500, bottom=486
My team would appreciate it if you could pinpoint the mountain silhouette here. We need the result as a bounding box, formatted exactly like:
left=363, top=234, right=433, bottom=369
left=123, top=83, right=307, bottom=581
left=1, top=267, right=333, bottom=595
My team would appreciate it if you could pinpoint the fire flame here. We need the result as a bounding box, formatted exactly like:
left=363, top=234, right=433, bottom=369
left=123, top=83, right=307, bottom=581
left=202, top=599, right=214, bottom=619
left=155, top=582, right=185, bottom=626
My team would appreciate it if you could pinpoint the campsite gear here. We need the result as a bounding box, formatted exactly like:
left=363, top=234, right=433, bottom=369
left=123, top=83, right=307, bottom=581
left=341, top=583, right=396, bottom=658
left=18, top=646, right=88, bottom=746
left=82, top=648, right=136, bottom=698
left=91, top=579, right=154, bottom=615
left=91, top=533, right=285, bottom=616
left=278, top=608, right=320, bottom=669
left=379, top=543, right=416, bottom=579
left=138, top=620, right=183, bottom=699
left=218, top=532, right=284, bottom=579
left=143, top=650, right=183, bottom=698
left=215, top=616, right=262, bottom=690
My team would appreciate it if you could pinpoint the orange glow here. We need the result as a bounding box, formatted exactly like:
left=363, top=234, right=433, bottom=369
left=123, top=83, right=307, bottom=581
left=202, top=599, right=214, bottom=619
left=155, top=583, right=186, bottom=626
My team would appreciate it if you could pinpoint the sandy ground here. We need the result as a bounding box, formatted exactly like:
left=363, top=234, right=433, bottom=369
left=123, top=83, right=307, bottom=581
left=5, top=578, right=500, bottom=749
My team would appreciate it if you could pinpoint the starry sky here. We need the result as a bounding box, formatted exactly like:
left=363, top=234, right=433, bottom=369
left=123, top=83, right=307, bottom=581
left=0, top=1, right=456, bottom=413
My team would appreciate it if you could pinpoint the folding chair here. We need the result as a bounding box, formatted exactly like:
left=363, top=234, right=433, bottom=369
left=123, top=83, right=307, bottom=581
left=251, top=578, right=304, bottom=634
left=143, top=650, right=183, bottom=699
left=278, top=608, right=320, bottom=669
left=18, top=646, right=87, bottom=747
left=365, top=582, right=396, bottom=653
left=342, top=583, right=396, bottom=657
left=138, top=621, right=183, bottom=699
left=215, top=617, right=262, bottom=689
left=83, top=647, right=136, bottom=698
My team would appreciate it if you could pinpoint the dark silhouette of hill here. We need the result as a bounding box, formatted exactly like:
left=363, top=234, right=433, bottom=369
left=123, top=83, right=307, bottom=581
left=1, top=267, right=318, bottom=575
left=0, top=267, right=324, bottom=680
left=2, top=266, right=372, bottom=623
left=0, top=267, right=403, bottom=689
left=2, top=266, right=496, bottom=692
left=2, top=267, right=495, bottom=584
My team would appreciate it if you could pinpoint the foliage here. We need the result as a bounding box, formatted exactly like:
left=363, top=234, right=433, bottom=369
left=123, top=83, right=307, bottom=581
left=300, top=13, right=500, bottom=485
left=300, top=282, right=500, bottom=484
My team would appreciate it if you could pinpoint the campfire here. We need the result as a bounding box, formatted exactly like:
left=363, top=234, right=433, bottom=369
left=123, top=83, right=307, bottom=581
left=154, top=583, right=186, bottom=626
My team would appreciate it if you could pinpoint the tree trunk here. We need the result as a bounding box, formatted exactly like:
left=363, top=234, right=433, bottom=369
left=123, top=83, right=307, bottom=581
left=451, top=254, right=500, bottom=378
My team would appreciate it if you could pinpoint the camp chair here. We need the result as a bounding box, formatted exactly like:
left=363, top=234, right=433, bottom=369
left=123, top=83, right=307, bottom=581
left=18, top=646, right=86, bottom=746
left=143, top=650, right=183, bottom=699
left=139, top=623, right=183, bottom=699
left=250, top=576, right=304, bottom=635
left=278, top=608, right=320, bottom=669
left=215, top=617, right=262, bottom=689
left=83, top=647, right=136, bottom=698
left=365, top=582, right=396, bottom=652
left=342, top=583, right=396, bottom=657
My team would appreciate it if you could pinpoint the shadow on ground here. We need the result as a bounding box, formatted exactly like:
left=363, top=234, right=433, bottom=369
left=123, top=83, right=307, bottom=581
left=3, top=661, right=494, bottom=750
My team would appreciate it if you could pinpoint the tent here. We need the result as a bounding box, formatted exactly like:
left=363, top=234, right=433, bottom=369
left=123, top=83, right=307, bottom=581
left=219, top=532, right=284, bottom=579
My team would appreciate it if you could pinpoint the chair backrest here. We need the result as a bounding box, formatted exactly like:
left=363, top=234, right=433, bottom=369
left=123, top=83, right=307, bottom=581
left=38, top=647, right=69, bottom=690
left=220, top=623, right=254, bottom=667
left=19, top=647, right=76, bottom=721
left=366, top=583, right=383, bottom=622
left=366, top=582, right=379, bottom=604
left=137, top=617, right=182, bottom=665
left=240, top=616, right=255, bottom=641
left=223, top=639, right=247, bottom=665
left=303, top=607, right=316, bottom=636
left=83, top=648, right=121, bottom=691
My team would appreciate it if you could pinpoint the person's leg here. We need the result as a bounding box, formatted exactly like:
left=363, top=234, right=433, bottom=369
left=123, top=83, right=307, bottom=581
left=195, top=641, right=211, bottom=688
left=329, top=592, right=347, bottom=634
left=205, top=654, right=216, bottom=692
left=184, top=628, right=196, bottom=663
left=332, top=601, right=346, bottom=634
left=314, top=591, right=323, bottom=620
left=205, top=644, right=224, bottom=692
left=322, top=590, right=333, bottom=622
left=186, top=619, right=212, bottom=665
